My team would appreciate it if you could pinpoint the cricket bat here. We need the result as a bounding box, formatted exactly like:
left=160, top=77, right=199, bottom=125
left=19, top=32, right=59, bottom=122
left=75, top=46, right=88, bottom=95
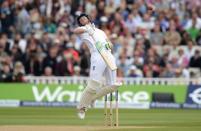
left=94, top=39, right=117, bottom=70
left=87, top=24, right=117, bottom=70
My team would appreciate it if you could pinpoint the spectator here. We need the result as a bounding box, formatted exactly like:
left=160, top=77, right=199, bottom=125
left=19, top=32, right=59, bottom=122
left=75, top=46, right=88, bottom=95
left=131, top=7, right=142, bottom=29
left=43, top=18, right=57, bottom=33
left=124, top=30, right=135, bottom=49
left=112, top=35, right=123, bottom=58
left=0, top=37, right=8, bottom=67
left=105, top=0, right=117, bottom=16
left=150, top=47, right=161, bottom=63
left=0, top=33, right=11, bottom=54
left=16, top=3, right=31, bottom=35
left=128, top=65, right=143, bottom=78
left=150, top=21, right=164, bottom=45
left=196, top=31, right=201, bottom=46
left=189, top=50, right=201, bottom=69
left=137, top=13, right=155, bottom=39
left=186, top=19, right=200, bottom=41
left=13, top=61, right=25, bottom=82
left=158, top=11, right=169, bottom=32
left=159, top=53, right=169, bottom=68
left=43, top=66, right=53, bottom=76
left=96, top=0, right=105, bottom=18
left=13, top=33, right=27, bottom=53
left=0, top=0, right=15, bottom=37
left=74, top=65, right=81, bottom=76
left=10, top=44, right=23, bottom=63
left=185, top=40, right=196, bottom=59
left=40, top=32, right=52, bottom=53
left=160, top=63, right=175, bottom=78
left=117, top=54, right=131, bottom=77
left=43, top=45, right=59, bottom=75
left=30, top=7, right=42, bottom=32
left=0, top=63, right=12, bottom=82
left=164, top=20, right=181, bottom=46
left=184, top=12, right=201, bottom=30
left=109, top=12, right=125, bottom=35
left=57, top=49, right=76, bottom=76
left=177, top=48, right=189, bottom=68
left=143, top=57, right=160, bottom=77
left=133, top=50, right=144, bottom=69
left=55, top=26, right=69, bottom=45
left=125, top=13, right=136, bottom=34
left=180, top=31, right=191, bottom=45
left=85, top=0, right=96, bottom=15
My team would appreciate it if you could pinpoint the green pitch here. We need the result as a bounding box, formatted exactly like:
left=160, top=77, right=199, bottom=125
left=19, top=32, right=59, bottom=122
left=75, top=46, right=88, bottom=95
left=0, top=107, right=201, bottom=131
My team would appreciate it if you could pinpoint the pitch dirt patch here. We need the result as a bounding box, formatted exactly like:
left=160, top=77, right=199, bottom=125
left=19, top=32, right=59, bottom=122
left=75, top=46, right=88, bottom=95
left=0, top=125, right=164, bottom=131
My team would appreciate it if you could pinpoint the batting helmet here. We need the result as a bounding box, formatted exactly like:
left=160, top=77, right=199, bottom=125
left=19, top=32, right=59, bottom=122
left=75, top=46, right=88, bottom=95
left=77, top=13, right=91, bottom=26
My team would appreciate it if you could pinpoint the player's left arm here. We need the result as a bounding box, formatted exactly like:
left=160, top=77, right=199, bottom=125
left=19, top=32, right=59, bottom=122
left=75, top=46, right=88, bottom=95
left=73, top=27, right=87, bottom=34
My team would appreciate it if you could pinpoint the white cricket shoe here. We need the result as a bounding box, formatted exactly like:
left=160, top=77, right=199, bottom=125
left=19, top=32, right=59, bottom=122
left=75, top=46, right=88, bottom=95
left=77, top=108, right=86, bottom=120
left=114, top=82, right=122, bottom=87
left=112, top=82, right=122, bottom=89
left=78, top=111, right=85, bottom=120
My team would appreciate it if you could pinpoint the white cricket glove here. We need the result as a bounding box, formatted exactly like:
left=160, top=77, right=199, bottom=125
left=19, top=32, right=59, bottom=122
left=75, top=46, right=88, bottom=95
left=85, top=23, right=95, bottom=36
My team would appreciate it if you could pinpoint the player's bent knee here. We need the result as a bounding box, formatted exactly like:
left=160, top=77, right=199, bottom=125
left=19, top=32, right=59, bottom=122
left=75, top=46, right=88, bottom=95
left=85, top=80, right=101, bottom=94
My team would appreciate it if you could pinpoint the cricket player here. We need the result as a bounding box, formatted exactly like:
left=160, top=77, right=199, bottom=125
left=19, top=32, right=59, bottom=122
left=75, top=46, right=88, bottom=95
left=73, top=13, right=122, bottom=119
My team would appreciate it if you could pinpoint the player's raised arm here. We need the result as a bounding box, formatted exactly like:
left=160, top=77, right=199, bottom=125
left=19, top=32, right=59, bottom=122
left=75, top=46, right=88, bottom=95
left=73, top=13, right=92, bottom=35
left=73, top=27, right=86, bottom=35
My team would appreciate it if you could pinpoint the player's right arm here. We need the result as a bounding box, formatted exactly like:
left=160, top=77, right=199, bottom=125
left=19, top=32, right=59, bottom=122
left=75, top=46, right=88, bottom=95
left=73, top=27, right=87, bottom=34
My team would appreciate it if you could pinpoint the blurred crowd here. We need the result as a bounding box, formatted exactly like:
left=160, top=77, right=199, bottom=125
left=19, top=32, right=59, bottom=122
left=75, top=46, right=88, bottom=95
left=0, top=0, right=201, bottom=82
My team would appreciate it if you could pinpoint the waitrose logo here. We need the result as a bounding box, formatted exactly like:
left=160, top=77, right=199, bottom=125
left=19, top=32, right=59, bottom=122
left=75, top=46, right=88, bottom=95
left=32, top=86, right=150, bottom=103
left=32, top=86, right=83, bottom=102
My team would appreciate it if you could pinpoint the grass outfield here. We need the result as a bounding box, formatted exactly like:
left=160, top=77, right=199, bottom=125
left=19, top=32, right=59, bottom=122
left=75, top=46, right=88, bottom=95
left=0, top=107, right=201, bottom=131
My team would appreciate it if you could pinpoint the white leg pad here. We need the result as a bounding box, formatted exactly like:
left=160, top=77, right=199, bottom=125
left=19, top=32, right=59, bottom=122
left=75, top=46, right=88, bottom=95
left=92, top=83, right=121, bottom=100
left=77, top=80, right=100, bottom=110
